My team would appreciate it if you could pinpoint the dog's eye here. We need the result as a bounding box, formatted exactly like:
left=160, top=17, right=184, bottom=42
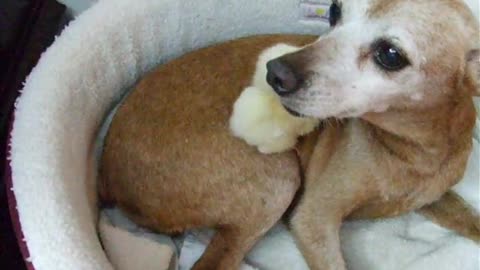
left=373, top=40, right=410, bottom=71
left=329, top=2, right=342, bottom=27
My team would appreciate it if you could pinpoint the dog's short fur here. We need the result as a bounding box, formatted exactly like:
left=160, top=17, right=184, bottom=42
left=100, top=1, right=480, bottom=269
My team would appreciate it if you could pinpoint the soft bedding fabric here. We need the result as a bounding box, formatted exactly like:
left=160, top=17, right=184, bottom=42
left=7, top=0, right=479, bottom=270
left=1, top=1, right=67, bottom=269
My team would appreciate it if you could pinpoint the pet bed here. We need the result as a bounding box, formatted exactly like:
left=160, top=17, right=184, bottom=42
left=4, top=0, right=480, bottom=269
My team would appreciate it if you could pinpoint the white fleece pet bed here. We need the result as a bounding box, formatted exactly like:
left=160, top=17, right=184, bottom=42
left=6, top=0, right=480, bottom=270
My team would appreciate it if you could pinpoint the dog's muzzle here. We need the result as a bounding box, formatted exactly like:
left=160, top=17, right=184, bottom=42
left=266, top=59, right=302, bottom=96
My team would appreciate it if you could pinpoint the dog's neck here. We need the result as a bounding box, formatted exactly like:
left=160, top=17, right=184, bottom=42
left=361, top=95, right=476, bottom=174
left=296, top=94, right=476, bottom=176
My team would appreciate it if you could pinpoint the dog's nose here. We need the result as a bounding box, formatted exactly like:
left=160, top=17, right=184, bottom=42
left=266, top=59, right=301, bottom=96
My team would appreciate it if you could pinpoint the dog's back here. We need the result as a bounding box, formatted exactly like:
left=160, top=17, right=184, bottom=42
left=99, top=35, right=314, bottom=269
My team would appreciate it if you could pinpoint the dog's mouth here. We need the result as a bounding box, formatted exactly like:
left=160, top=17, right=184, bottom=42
left=283, top=105, right=305, bottom=118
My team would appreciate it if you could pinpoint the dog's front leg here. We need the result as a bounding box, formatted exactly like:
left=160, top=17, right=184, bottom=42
left=289, top=175, right=371, bottom=270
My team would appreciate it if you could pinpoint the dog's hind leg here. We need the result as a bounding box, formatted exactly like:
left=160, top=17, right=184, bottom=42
left=191, top=226, right=256, bottom=270
left=191, top=217, right=283, bottom=270
left=417, top=190, right=480, bottom=244
left=191, top=174, right=299, bottom=270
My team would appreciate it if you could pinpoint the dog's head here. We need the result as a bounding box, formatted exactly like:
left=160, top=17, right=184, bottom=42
left=267, top=0, right=480, bottom=119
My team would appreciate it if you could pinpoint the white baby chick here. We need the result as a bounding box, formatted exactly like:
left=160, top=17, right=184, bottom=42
left=229, top=44, right=319, bottom=154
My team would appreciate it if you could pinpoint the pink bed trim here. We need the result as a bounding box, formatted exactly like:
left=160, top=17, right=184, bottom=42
left=5, top=113, right=35, bottom=270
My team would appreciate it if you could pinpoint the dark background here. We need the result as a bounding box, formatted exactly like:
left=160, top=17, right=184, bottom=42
left=0, top=1, right=67, bottom=269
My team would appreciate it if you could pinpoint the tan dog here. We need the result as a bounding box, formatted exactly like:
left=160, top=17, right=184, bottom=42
left=99, top=1, right=480, bottom=269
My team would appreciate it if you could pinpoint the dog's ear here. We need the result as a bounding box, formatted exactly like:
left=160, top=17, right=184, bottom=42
left=466, top=49, right=480, bottom=96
